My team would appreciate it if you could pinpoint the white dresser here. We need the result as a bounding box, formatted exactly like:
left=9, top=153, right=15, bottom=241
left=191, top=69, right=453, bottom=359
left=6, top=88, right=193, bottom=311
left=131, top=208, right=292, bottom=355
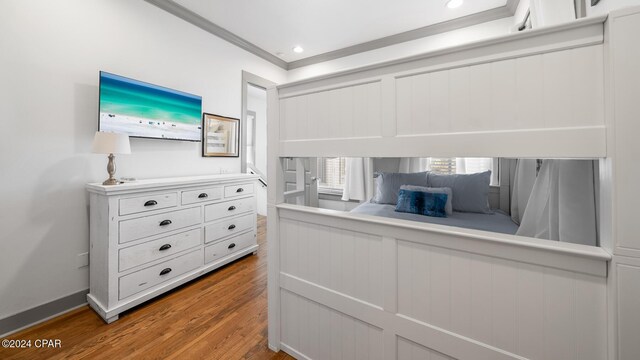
left=86, top=174, right=259, bottom=323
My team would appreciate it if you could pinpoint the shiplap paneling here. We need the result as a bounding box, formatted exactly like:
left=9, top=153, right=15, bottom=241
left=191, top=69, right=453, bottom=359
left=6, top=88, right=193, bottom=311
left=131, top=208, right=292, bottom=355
left=607, top=8, right=640, bottom=360
left=397, top=337, right=455, bottom=360
left=280, top=82, right=382, bottom=141
left=268, top=12, right=623, bottom=359
left=280, top=290, right=384, bottom=360
left=274, top=17, right=607, bottom=159
left=277, top=207, right=608, bottom=360
left=617, top=263, right=640, bottom=360
left=395, top=45, right=604, bottom=136
left=280, top=219, right=384, bottom=307
left=396, top=239, right=607, bottom=360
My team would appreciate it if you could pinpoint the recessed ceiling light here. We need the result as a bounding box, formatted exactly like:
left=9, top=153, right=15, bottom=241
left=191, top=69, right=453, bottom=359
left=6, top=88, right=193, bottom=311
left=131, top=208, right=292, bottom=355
left=446, top=0, right=463, bottom=9
left=292, top=46, right=304, bottom=53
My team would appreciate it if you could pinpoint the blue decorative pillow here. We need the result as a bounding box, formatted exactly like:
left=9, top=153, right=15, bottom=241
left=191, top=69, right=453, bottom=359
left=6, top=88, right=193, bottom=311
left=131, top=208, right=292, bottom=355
left=395, top=189, right=448, bottom=218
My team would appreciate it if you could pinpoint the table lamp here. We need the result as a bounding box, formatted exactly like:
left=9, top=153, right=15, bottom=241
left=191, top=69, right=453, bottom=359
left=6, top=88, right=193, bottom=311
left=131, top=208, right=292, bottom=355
left=92, top=131, right=131, bottom=185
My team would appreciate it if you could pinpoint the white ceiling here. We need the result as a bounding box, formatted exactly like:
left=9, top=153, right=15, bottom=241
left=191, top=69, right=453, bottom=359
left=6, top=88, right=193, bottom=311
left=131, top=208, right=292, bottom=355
left=173, top=0, right=509, bottom=62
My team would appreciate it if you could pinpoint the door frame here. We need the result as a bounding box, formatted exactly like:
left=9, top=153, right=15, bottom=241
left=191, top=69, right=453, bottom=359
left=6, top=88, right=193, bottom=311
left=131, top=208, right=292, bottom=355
left=241, top=71, right=276, bottom=174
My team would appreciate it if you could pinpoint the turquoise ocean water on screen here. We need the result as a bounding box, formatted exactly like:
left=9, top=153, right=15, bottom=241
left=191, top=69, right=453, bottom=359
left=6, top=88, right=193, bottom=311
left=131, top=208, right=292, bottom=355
left=99, top=72, right=202, bottom=141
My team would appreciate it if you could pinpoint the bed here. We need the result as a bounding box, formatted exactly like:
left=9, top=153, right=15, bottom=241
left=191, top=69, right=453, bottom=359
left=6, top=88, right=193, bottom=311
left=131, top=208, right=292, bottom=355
left=350, top=201, right=520, bottom=235
left=266, top=11, right=625, bottom=360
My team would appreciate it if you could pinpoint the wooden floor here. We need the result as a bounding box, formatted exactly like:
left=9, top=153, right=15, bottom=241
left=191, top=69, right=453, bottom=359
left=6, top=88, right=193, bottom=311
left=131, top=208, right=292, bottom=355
left=0, top=216, right=294, bottom=360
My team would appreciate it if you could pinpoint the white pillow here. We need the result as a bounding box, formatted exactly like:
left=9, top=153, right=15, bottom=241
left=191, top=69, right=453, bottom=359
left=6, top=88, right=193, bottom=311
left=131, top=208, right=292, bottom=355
left=399, top=185, right=453, bottom=215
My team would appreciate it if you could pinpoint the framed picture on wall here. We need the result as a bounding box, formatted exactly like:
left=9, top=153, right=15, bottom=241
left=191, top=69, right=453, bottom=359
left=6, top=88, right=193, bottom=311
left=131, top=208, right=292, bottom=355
left=202, top=113, right=240, bottom=157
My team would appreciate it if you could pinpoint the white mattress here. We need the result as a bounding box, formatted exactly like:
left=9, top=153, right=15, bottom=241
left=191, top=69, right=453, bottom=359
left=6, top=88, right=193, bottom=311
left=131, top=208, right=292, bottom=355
left=350, top=202, right=520, bottom=235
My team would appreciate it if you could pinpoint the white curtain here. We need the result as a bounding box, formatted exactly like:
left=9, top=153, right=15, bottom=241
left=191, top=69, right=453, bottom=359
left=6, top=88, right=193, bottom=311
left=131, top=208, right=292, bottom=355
left=342, top=158, right=374, bottom=202
left=399, top=157, right=429, bottom=173
left=510, top=159, right=538, bottom=225
left=516, top=160, right=598, bottom=246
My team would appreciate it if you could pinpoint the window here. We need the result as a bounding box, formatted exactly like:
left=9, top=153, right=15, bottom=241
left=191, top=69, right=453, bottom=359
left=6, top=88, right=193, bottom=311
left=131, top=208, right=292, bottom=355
left=424, top=157, right=499, bottom=185
left=318, top=157, right=346, bottom=194
left=317, top=157, right=498, bottom=196
left=428, top=158, right=457, bottom=174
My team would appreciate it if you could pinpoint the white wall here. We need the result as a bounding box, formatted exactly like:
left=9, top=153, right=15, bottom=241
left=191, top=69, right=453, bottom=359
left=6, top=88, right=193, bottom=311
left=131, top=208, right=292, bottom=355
left=0, top=0, right=286, bottom=319
left=247, top=86, right=268, bottom=178
left=287, top=17, right=515, bottom=82
left=247, top=85, right=268, bottom=215
left=587, top=0, right=640, bottom=16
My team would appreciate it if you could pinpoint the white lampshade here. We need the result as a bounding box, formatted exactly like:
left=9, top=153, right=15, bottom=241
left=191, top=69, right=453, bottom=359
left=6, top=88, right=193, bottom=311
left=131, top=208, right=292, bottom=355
left=92, top=131, right=131, bottom=155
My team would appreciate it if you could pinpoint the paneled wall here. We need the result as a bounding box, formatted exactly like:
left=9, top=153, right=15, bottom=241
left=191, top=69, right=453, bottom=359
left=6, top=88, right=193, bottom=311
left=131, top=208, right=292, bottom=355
left=395, top=46, right=603, bottom=135
left=280, top=290, right=385, bottom=360
left=605, top=7, right=640, bottom=360
left=276, top=209, right=609, bottom=360
left=281, top=44, right=604, bottom=142
left=275, top=17, right=608, bottom=158
left=280, top=219, right=383, bottom=307
left=396, top=241, right=605, bottom=360
left=280, top=81, right=382, bottom=141
left=397, top=337, right=453, bottom=360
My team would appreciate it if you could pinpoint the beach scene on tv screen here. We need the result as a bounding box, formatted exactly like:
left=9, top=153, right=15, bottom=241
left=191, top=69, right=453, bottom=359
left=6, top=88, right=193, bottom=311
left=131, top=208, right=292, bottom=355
left=99, top=72, right=202, bottom=141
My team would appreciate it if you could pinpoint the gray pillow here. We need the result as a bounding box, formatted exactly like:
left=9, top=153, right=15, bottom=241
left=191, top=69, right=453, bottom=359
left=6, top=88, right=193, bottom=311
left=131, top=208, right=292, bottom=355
left=372, top=171, right=429, bottom=205
left=427, top=171, right=492, bottom=214
left=400, top=185, right=453, bottom=215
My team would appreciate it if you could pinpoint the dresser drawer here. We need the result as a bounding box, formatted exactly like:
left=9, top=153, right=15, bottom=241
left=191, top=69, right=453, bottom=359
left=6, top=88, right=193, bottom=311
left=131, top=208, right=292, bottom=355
left=119, top=192, right=177, bottom=216
left=224, top=183, right=254, bottom=198
left=118, top=228, right=202, bottom=272
left=181, top=187, right=222, bottom=205
left=204, top=231, right=256, bottom=264
left=119, top=207, right=201, bottom=244
left=205, top=197, right=255, bottom=222
left=119, top=249, right=203, bottom=300
left=205, top=213, right=254, bottom=244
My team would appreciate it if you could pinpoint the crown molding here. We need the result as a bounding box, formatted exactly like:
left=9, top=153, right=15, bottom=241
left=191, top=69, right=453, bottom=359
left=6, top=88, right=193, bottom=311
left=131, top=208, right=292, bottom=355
left=144, top=0, right=289, bottom=69
left=146, top=0, right=521, bottom=71
left=288, top=1, right=521, bottom=69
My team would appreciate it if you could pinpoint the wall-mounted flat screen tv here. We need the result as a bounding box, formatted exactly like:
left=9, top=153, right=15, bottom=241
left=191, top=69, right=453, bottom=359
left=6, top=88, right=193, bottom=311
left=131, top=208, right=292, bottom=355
left=98, top=71, right=202, bottom=142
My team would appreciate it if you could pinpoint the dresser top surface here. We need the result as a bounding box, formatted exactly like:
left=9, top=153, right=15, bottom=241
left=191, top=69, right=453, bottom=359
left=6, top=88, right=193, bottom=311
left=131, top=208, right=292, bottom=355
left=87, top=174, right=259, bottom=195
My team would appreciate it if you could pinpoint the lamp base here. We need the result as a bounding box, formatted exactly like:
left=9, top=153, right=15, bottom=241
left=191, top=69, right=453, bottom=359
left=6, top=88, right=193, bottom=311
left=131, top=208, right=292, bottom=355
left=102, top=153, right=120, bottom=186
left=102, top=178, right=120, bottom=186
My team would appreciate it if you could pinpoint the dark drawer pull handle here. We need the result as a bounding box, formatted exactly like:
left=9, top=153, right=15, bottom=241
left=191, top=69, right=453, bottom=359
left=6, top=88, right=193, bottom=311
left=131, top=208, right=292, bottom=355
left=228, top=243, right=236, bottom=249
left=159, top=268, right=172, bottom=276
left=159, top=220, right=172, bottom=226
left=144, top=200, right=158, bottom=207
left=198, top=193, right=208, bottom=199
left=228, top=224, right=236, bottom=230
left=159, top=244, right=172, bottom=251
left=236, top=188, right=244, bottom=193
left=228, top=206, right=236, bottom=211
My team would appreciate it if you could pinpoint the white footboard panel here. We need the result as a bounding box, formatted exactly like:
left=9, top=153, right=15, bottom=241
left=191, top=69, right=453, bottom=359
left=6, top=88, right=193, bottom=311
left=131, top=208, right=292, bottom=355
left=274, top=205, right=610, bottom=360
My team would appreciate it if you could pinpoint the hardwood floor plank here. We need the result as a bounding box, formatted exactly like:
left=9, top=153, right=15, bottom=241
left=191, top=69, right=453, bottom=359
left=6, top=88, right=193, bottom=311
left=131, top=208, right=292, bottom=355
left=0, top=216, right=293, bottom=360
